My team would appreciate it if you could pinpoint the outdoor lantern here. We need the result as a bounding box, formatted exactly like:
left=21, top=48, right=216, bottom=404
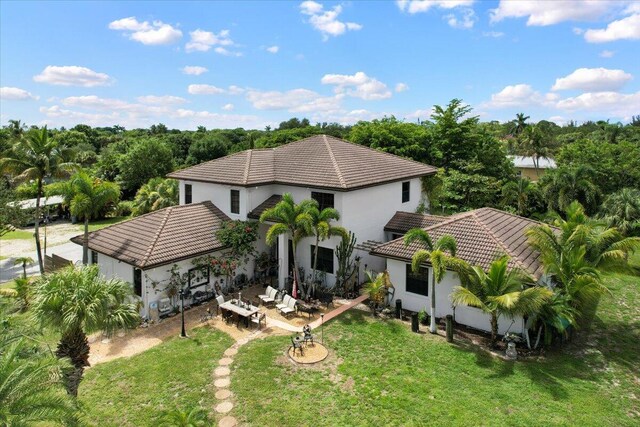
left=321, top=313, right=324, bottom=344
left=178, top=287, right=187, bottom=338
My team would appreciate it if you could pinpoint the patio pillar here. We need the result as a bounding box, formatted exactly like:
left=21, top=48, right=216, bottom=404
left=278, top=233, right=287, bottom=289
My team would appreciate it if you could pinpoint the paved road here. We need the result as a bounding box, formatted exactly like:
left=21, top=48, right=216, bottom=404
left=0, top=241, right=83, bottom=282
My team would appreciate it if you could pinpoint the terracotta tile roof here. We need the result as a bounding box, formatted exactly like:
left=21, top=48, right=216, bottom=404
left=247, top=194, right=282, bottom=220
left=167, top=135, right=437, bottom=191
left=70, top=201, right=230, bottom=269
left=372, top=208, right=546, bottom=278
left=384, top=211, right=447, bottom=234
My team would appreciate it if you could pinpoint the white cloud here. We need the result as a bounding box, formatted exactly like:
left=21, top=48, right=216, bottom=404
left=482, top=31, right=504, bottom=38
left=445, top=8, right=476, bottom=29
left=246, top=88, right=322, bottom=110
left=214, top=47, right=242, bottom=57
left=1, top=87, right=39, bottom=101
left=137, top=95, right=187, bottom=105
left=552, top=68, right=632, bottom=92
left=599, top=50, right=615, bottom=58
left=584, top=13, right=640, bottom=43
left=40, top=105, right=120, bottom=124
left=185, top=29, right=234, bottom=52
left=395, top=83, right=409, bottom=93
left=182, top=66, right=208, bottom=75
left=222, top=103, right=234, bottom=111
left=33, top=66, right=111, bottom=87
left=321, top=71, right=392, bottom=100
left=227, top=85, right=245, bottom=95
left=396, top=0, right=475, bottom=14
left=490, top=1, right=618, bottom=26
left=300, top=1, right=362, bottom=40
left=108, top=17, right=182, bottom=45
left=61, top=95, right=129, bottom=110
left=405, top=107, right=436, bottom=121
left=266, top=45, right=279, bottom=53
left=483, top=84, right=558, bottom=108
left=188, top=84, right=226, bottom=95
left=555, top=91, right=640, bottom=119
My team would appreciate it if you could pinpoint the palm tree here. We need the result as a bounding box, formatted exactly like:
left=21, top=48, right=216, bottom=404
left=56, top=170, right=120, bottom=264
left=13, top=256, right=34, bottom=278
left=510, top=113, right=530, bottom=136
left=31, top=265, right=140, bottom=396
left=599, top=188, right=640, bottom=236
left=0, top=339, right=78, bottom=426
left=260, top=193, right=316, bottom=297
left=362, top=270, right=394, bottom=315
left=159, top=406, right=211, bottom=427
left=517, top=123, right=553, bottom=177
left=451, top=256, right=552, bottom=347
left=0, top=127, right=75, bottom=273
left=308, top=205, right=347, bottom=283
left=540, top=165, right=600, bottom=214
left=132, top=177, right=179, bottom=216
left=404, top=229, right=460, bottom=334
left=501, top=177, right=538, bottom=216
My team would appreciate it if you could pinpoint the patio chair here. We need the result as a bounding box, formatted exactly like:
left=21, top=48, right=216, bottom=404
left=280, top=297, right=297, bottom=317
left=259, top=286, right=277, bottom=306
left=291, top=336, right=304, bottom=356
left=220, top=307, right=233, bottom=323
left=215, top=295, right=225, bottom=316
left=276, top=295, right=292, bottom=313
left=303, top=324, right=314, bottom=345
left=250, top=312, right=266, bottom=329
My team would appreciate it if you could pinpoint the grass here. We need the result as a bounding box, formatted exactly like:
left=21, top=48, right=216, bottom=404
left=1, top=229, right=33, bottom=240
left=78, top=326, right=233, bottom=426
left=230, top=262, right=640, bottom=426
left=81, top=216, right=129, bottom=232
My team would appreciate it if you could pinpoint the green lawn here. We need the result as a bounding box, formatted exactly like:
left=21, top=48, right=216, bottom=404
left=230, top=265, right=640, bottom=426
left=1, top=229, right=33, bottom=240
left=78, top=326, right=233, bottom=426
left=82, top=216, right=129, bottom=232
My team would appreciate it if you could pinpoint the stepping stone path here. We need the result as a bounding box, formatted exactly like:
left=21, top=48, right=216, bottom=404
left=213, top=329, right=262, bottom=427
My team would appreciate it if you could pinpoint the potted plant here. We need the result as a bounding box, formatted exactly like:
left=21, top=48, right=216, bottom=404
left=418, top=308, right=429, bottom=326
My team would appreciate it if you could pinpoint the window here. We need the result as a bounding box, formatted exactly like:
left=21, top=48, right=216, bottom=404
left=230, top=189, right=240, bottom=214
left=311, top=245, right=334, bottom=274
left=402, top=181, right=410, bottom=203
left=133, top=268, right=142, bottom=297
left=184, top=184, right=192, bottom=204
left=391, top=233, right=403, bottom=241
left=91, top=250, right=98, bottom=265
left=406, top=264, right=428, bottom=296
left=311, top=191, right=334, bottom=211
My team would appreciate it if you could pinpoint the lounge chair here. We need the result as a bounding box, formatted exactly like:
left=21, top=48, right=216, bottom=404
left=280, top=297, right=297, bottom=317
left=276, top=295, right=291, bottom=313
left=259, top=286, right=278, bottom=306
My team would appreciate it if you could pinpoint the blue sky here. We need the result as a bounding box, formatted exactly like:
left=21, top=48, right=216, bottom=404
left=1, top=1, right=639, bottom=130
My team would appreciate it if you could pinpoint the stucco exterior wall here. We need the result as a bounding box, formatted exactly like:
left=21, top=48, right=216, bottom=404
left=387, top=258, right=525, bottom=335
left=516, top=167, right=544, bottom=182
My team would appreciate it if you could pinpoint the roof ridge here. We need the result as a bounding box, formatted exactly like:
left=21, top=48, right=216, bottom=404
left=141, top=206, right=173, bottom=268
left=324, top=135, right=347, bottom=189
left=470, top=211, right=530, bottom=272
left=243, top=150, right=253, bottom=185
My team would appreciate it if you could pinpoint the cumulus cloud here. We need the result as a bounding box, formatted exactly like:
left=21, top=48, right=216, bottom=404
left=584, top=13, right=640, bottom=43
left=214, top=47, right=242, bottom=57
left=108, top=17, right=182, bottom=45
left=182, top=66, right=208, bottom=75
left=246, top=88, right=324, bottom=110
left=599, top=50, right=615, bottom=58
left=61, top=95, right=129, bottom=110
left=40, top=105, right=120, bottom=124
left=555, top=91, right=640, bottom=118
left=396, top=0, right=475, bottom=14
left=552, top=68, right=632, bottom=92
left=445, top=8, right=476, bottom=29
left=266, top=45, right=279, bottom=53
left=187, top=84, right=226, bottom=95
left=33, top=66, right=112, bottom=87
left=321, top=71, right=392, bottom=100
left=490, top=1, right=617, bottom=26
left=482, top=84, right=558, bottom=108
left=222, top=103, right=234, bottom=111
left=136, top=95, right=187, bottom=105
left=300, top=1, right=362, bottom=40
left=482, top=31, right=504, bottom=38
left=185, top=29, right=235, bottom=53
left=1, top=87, right=39, bottom=101
left=395, top=83, right=409, bottom=93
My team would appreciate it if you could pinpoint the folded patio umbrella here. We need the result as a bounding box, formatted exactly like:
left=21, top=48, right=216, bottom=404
left=292, top=277, right=298, bottom=299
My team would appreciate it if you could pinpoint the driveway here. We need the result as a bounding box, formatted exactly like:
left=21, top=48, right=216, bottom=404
left=0, top=241, right=83, bottom=282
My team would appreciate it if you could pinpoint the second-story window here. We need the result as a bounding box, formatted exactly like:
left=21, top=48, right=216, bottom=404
left=311, top=191, right=334, bottom=211
left=402, top=181, right=410, bottom=203
left=185, top=184, right=192, bottom=204
left=230, top=189, right=240, bottom=214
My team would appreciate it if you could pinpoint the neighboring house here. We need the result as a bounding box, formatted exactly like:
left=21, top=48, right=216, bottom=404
left=510, top=156, right=556, bottom=181
left=371, top=208, right=546, bottom=335
left=73, top=135, right=437, bottom=317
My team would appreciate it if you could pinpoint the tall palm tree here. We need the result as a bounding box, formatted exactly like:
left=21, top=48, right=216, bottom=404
left=404, top=229, right=460, bottom=334
left=0, top=127, right=75, bottom=273
left=56, top=170, right=120, bottom=264
left=599, top=188, right=640, bottom=237
left=132, top=177, right=179, bottom=216
left=13, top=256, right=34, bottom=278
left=517, top=123, right=553, bottom=177
left=259, top=193, right=316, bottom=297
left=540, top=165, right=600, bottom=214
left=31, top=265, right=140, bottom=396
left=451, top=256, right=552, bottom=347
left=510, top=113, right=530, bottom=136
left=308, top=205, right=347, bottom=283
left=0, top=339, right=78, bottom=426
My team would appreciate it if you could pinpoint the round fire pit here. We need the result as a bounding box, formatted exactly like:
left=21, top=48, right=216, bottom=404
left=287, top=342, right=329, bottom=364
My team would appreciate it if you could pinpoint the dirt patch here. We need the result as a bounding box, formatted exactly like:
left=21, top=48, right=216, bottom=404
left=2, top=220, right=82, bottom=256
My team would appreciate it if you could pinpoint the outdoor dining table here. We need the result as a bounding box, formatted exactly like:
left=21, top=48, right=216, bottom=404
left=219, top=300, right=260, bottom=327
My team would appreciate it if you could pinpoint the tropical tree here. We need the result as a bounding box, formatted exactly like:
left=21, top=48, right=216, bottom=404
left=159, top=406, right=211, bottom=427
left=510, top=113, right=530, bottom=136
left=404, top=229, right=460, bottom=334
left=362, top=270, right=394, bottom=315
left=308, top=205, right=347, bottom=282
left=540, top=165, right=600, bottom=214
left=451, top=256, right=552, bottom=347
left=500, top=177, right=541, bottom=216
left=517, top=123, right=554, bottom=177
left=54, top=170, right=120, bottom=264
left=31, top=265, right=140, bottom=396
left=0, top=184, right=27, bottom=237
left=0, top=339, right=78, bottom=426
left=0, top=127, right=75, bottom=273
left=132, top=177, right=179, bottom=216
left=599, top=188, right=640, bottom=236
left=260, top=193, right=316, bottom=297
left=13, top=256, right=33, bottom=278
left=0, top=277, right=34, bottom=312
